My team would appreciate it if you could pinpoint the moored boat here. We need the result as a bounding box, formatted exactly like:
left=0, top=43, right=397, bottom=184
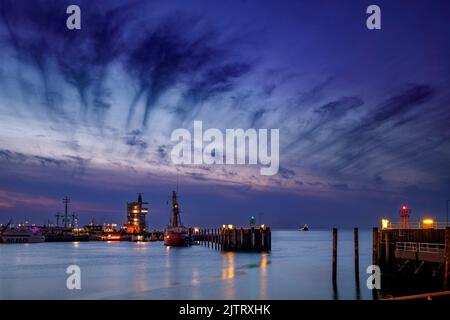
left=1, top=226, right=45, bottom=244
left=164, top=191, right=189, bottom=247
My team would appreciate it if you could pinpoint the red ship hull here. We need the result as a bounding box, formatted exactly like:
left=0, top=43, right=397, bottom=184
left=164, top=228, right=188, bottom=247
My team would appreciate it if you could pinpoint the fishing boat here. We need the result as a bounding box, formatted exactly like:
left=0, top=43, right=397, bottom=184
left=1, top=226, right=45, bottom=243
left=298, top=224, right=309, bottom=231
left=164, top=191, right=189, bottom=247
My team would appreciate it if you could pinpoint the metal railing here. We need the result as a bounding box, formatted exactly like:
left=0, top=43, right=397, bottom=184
left=396, top=242, right=417, bottom=252
left=396, top=242, right=444, bottom=253
left=418, top=242, right=445, bottom=254
left=386, top=221, right=447, bottom=230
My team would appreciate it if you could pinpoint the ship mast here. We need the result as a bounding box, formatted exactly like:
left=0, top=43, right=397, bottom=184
left=171, top=191, right=181, bottom=227
left=62, top=196, right=70, bottom=228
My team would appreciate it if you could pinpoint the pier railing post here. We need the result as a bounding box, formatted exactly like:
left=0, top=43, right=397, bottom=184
left=332, top=228, right=338, bottom=285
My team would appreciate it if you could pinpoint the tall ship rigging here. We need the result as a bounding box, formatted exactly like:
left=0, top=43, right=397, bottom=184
left=164, top=191, right=189, bottom=247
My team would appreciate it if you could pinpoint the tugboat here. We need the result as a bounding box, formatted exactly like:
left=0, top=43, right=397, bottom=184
left=164, top=191, right=189, bottom=247
left=298, top=224, right=309, bottom=231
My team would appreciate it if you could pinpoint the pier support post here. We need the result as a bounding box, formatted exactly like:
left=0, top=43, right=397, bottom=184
left=332, top=228, right=338, bottom=284
left=217, top=228, right=220, bottom=250
left=385, top=231, right=390, bottom=269
left=372, top=227, right=379, bottom=266
left=251, top=227, right=255, bottom=251
left=239, top=228, right=244, bottom=250
left=444, top=227, right=450, bottom=290
left=354, top=228, right=359, bottom=281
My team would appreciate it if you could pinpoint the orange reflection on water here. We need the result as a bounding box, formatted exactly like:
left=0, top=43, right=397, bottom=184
left=221, top=252, right=235, bottom=280
left=221, top=251, right=236, bottom=299
left=259, top=253, right=269, bottom=299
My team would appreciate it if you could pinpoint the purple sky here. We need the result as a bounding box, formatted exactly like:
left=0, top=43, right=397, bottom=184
left=0, top=0, right=449, bottom=228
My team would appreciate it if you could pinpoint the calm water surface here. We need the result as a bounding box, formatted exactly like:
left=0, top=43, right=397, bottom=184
left=0, top=230, right=374, bottom=299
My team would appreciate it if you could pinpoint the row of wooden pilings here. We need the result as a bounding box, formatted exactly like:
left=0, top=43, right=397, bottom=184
left=190, top=227, right=271, bottom=252
left=332, top=228, right=364, bottom=299
left=332, top=228, right=360, bottom=284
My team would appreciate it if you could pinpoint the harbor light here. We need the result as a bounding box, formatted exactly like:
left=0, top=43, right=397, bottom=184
left=260, top=224, right=266, bottom=230
left=193, top=227, right=200, bottom=234
left=381, top=218, right=390, bottom=230
left=227, top=224, right=234, bottom=230
left=422, top=218, right=434, bottom=229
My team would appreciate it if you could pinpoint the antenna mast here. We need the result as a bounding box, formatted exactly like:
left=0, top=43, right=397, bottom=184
left=62, top=196, right=70, bottom=228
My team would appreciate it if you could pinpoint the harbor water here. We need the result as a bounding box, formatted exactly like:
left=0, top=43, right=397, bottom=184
left=0, top=230, right=374, bottom=300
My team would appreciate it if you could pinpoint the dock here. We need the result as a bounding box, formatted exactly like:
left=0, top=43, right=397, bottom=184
left=191, top=225, right=271, bottom=252
left=373, top=222, right=450, bottom=294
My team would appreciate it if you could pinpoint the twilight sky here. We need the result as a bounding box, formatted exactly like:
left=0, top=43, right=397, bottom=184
left=0, top=0, right=449, bottom=228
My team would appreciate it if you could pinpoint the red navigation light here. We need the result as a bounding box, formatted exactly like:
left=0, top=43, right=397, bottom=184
left=402, top=205, right=407, bottom=210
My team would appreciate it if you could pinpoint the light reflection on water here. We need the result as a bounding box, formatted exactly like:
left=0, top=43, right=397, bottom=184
left=0, top=230, right=374, bottom=299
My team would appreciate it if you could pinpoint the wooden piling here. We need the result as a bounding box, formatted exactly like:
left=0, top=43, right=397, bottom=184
left=385, top=231, right=390, bottom=267
left=444, top=227, right=450, bottom=290
left=239, top=228, right=243, bottom=250
left=251, top=227, right=255, bottom=250
left=354, top=228, right=359, bottom=279
left=332, top=228, right=338, bottom=284
left=372, top=227, right=379, bottom=266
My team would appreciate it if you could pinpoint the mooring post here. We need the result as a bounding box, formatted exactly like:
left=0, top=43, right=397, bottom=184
left=332, top=228, right=338, bottom=284
left=372, top=227, right=379, bottom=266
left=354, top=228, right=359, bottom=280
left=444, top=227, right=450, bottom=290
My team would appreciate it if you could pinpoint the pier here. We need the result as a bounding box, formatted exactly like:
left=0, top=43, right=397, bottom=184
left=367, top=204, right=450, bottom=297
left=191, top=225, right=271, bottom=252
left=373, top=225, right=449, bottom=292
